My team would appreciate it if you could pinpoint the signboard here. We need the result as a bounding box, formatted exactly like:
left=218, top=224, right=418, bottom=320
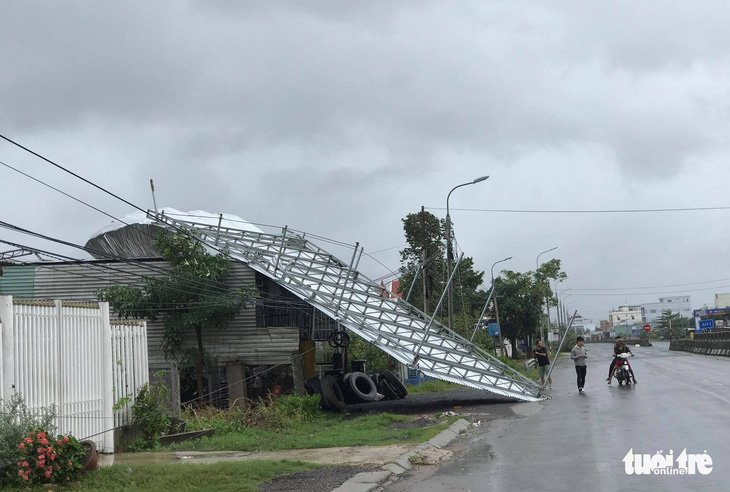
left=487, top=323, right=500, bottom=337
left=699, top=319, right=715, bottom=330
left=693, top=307, right=730, bottom=317
left=643, top=324, right=651, bottom=332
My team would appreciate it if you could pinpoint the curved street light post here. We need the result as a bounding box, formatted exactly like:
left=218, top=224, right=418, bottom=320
left=445, top=175, right=489, bottom=331
left=535, top=247, right=558, bottom=345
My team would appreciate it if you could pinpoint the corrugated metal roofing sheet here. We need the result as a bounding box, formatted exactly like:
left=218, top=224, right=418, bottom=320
left=0, top=265, right=35, bottom=298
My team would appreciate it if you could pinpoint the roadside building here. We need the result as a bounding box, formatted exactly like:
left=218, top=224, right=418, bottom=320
left=640, top=296, right=692, bottom=323
left=609, top=305, right=642, bottom=325
left=0, top=210, right=330, bottom=405
left=715, top=293, right=730, bottom=308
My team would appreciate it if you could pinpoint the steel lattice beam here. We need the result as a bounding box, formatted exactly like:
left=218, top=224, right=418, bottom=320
left=149, top=211, right=543, bottom=401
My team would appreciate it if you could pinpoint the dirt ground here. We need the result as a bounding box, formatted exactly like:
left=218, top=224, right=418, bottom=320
left=256, top=389, right=520, bottom=491
left=259, top=464, right=382, bottom=492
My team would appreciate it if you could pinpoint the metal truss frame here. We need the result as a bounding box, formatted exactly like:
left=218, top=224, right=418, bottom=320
left=149, top=211, right=543, bottom=401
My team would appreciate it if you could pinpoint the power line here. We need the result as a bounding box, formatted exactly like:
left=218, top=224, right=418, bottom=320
left=569, top=277, right=730, bottom=292
left=425, top=205, right=730, bottom=214
left=0, top=133, right=145, bottom=213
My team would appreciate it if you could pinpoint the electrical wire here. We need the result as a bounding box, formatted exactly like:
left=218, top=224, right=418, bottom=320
left=425, top=205, right=730, bottom=214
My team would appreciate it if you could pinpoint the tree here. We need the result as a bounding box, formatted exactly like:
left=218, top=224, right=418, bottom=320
left=493, top=260, right=566, bottom=358
left=98, top=228, right=258, bottom=402
left=398, top=209, right=446, bottom=314
left=397, top=209, right=486, bottom=341
left=656, top=309, right=692, bottom=339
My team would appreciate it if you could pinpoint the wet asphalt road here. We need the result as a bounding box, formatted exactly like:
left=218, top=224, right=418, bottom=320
left=390, top=342, right=730, bottom=492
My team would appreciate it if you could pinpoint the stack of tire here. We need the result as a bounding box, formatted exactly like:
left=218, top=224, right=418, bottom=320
left=305, top=370, right=408, bottom=413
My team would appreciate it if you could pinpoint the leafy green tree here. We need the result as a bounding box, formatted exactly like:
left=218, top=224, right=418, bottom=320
left=656, top=309, right=692, bottom=338
left=397, top=210, right=446, bottom=314
left=397, top=209, right=486, bottom=342
left=98, top=228, right=258, bottom=401
left=493, top=259, right=566, bottom=358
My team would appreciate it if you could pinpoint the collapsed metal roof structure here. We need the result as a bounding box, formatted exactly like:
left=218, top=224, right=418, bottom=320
left=140, top=210, right=543, bottom=402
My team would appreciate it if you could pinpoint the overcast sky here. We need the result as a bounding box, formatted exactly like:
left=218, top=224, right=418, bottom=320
left=3, top=1, right=730, bottom=323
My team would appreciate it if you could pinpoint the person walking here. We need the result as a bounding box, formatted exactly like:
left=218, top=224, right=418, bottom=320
left=570, top=336, right=588, bottom=393
left=534, top=340, right=552, bottom=389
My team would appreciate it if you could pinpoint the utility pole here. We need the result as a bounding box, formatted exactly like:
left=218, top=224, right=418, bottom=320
left=420, top=206, right=429, bottom=315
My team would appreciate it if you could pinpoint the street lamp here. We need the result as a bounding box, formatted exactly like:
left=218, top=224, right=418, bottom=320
left=491, top=256, right=512, bottom=357
left=535, top=247, right=558, bottom=344
left=557, top=290, right=574, bottom=341
left=445, top=175, right=489, bottom=331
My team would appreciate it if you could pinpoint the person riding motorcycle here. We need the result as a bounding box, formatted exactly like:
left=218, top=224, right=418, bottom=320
left=608, top=339, right=637, bottom=384
left=606, top=336, right=622, bottom=382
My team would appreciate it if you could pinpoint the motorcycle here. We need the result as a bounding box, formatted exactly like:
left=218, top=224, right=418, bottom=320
left=613, top=353, right=633, bottom=386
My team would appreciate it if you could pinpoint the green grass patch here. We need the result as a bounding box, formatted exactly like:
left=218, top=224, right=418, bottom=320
left=498, top=355, right=540, bottom=379
left=406, top=379, right=462, bottom=394
left=4, top=460, right=319, bottom=492
left=171, top=412, right=454, bottom=452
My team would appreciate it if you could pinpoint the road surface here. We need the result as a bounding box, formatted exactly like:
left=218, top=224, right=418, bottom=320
left=386, top=341, right=730, bottom=491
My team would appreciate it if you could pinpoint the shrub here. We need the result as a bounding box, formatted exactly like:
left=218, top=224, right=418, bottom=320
left=132, top=371, right=171, bottom=448
left=181, top=395, right=324, bottom=435
left=0, top=394, right=56, bottom=486
left=14, top=430, right=86, bottom=485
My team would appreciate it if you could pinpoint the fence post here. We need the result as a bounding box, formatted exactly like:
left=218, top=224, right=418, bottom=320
left=0, top=295, right=14, bottom=400
left=100, top=302, right=115, bottom=453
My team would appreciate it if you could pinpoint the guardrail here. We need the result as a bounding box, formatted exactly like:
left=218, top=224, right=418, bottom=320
left=670, top=331, right=730, bottom=357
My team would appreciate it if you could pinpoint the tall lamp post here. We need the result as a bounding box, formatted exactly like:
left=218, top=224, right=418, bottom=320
left=535, top=247, right=558, bottom=344
left=491, top=256, right=512, bottom=357
left=445, top=175, right=489, bottom=331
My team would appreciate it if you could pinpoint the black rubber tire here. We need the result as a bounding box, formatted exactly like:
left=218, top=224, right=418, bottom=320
left=319, top=394, right=330, bottom=410
left=347, top=372, right=378, bottom=402
left=369, top=373, right=381, bottom=387
left=305, top=377, right=322, bottom=397
left=378, top=378, right=399, bottom=400
left=320, top=375, right=347, bottom=412
left=380, top=370, right=408, bottom=399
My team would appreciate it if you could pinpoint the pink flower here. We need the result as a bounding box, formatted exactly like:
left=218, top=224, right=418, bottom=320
left=45, top=470, right=51, bottom=478
left=63, top=436, right=69, bottom=443
left=37, top=447, right=44, bottom=454
left=58, top=439, right=63, bottom=446
left=23, top=475, right=29, bottom=481
left=51, top=453, right=57, bottom=461
left=19, top=443, right=24, bottom=449
left=22, top=461, right=29, bottom=468
left=66, top=477, right=70, bottom=481
left=67, top=461, right=73, bottom=467
left=40, top=439, right=49, bottom=445
left=18, top=470, right=23, bottom=476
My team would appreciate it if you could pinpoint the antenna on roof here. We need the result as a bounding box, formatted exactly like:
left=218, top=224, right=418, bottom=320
left=150, top=179, right=158, bottom=213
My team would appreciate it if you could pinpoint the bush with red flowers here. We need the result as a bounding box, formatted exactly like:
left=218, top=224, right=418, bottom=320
left=15, top=430, right=86, bottom=485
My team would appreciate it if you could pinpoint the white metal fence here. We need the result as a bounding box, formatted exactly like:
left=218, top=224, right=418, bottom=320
left=0, top=296, right=149, bottom=453
left=111, top=319, right=149, bottom=428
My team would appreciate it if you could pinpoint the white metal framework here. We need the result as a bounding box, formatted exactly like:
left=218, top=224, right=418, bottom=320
left=149, top=211, right=543, bottom=401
